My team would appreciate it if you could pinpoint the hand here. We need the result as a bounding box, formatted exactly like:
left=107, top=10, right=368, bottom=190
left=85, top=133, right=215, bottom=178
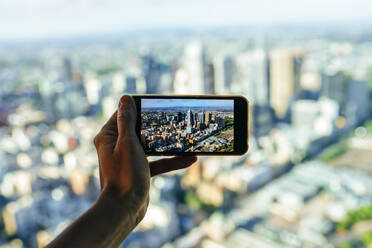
left=46, top=95, right=197, bottom=248
left=93, top=95, right=197, bottom=225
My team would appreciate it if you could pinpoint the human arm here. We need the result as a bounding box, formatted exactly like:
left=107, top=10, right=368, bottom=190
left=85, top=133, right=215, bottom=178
left=46, top=95, right=197, bottom=248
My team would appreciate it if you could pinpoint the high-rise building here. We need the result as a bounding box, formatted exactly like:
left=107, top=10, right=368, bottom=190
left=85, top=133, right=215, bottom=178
left=85, top=74, right=102, bottom=106
left=269, top=49, right=303, bottom=119
left=235, top=50, right=270, bottom=105
left=175, top=41, right=208, bottom=94
left=194, top=112, right=199, bottom=126
left=200, top=111, right=205, bottom=124
left=112, top=73, right=125, bottom=95
left=136, top=76, right=147, bottom=94
left=346, top=80, right=369, bottom=124
left=320, top=72, right=369, bottom=124
left=205, top=112, right=211, bottom=125
left=173, top=68, right=188, bottom=94
left=63, top=57, right=73, bottom=82
left=187, top=109, right=194, bottom=129
left=251, top=105, right=275, bottom=138
left=177, top=112, right=183, bottom=123
left=214, top=55, right=234, bottom=94
left=320, top=71, right=349, bottom=112
left=125, top=76, right=137, bottom=94
left=205, top=62, right=215, bottom=94
left=142, top=55, right=161, bottom=94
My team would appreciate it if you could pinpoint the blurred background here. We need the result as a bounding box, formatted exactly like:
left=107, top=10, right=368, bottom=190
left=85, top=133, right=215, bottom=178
left=1, top=0, right=372, bottom=247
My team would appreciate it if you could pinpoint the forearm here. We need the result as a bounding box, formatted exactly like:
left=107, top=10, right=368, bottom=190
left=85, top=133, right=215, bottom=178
left=46, top=188, right=139, bottom=248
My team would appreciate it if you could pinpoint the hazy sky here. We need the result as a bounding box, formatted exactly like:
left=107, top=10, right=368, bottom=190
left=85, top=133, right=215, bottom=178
left=141, top=99, right=233, bottom=109
left=1, top=0, right=372, bottom=41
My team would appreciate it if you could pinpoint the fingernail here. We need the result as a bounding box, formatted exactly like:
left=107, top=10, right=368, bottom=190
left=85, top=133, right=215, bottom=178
left=119, top=96, right=127, bottom=110
left=120, top=95, right=133, bottom=107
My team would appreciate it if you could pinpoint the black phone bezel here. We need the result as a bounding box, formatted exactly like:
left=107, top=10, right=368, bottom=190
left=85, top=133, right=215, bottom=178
left=133, top=95, right=249, bottom=156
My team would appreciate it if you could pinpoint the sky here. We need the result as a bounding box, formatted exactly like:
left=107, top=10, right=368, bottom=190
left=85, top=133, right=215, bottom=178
left=141, top=99, right=233, bottom=109
left=1, top=0, right=372, bottom=41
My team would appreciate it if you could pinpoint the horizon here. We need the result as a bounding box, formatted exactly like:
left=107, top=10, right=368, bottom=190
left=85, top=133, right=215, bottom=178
left=1, top=0, right=372, bottom=42
left=2, top=22, right=372, bottom=45
left=141, top=99, right=234, bottom=110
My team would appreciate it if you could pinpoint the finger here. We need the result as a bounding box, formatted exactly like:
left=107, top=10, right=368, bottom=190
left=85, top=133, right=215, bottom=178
left=100, top=111, right=118, bottom=135
left=94, top=111, right=118, bottom=151
left=117, top=95, right=137, bottom=139
left=149, top=156, right=197, bottom=177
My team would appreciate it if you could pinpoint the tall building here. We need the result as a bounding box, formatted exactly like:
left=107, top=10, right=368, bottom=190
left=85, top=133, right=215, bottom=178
left=269, top=49, right=303, bottom=119
left=112, top=73, right=137, bottom=95
left=205, top=62, right=215, bottom=94
left=63, top=57, right=73, bottom=82
left=235, top=50, right=270, bottom=105
left=187, top=109, right=194, bottom=133
left=187, top=109, right=194, bottom=128
left=251, top=105, right=275, bottom=138
left=169, top=60, right=179, bottom=92
left=175, top=41, right=208, bottom=94
left=200, top=111, right=205, bottom=124
left=194, top=112, right=199, bottom=126
left=177, top=112, right=183, bottom=123
left=346, top=80, right=369, bottom=124
left=136, top=76, right=147, bottom=94
left=142, top=55, right=161, bottom=94
left=125, top=76, right=137, bottom=94
left=205, top=112, right=211, bottom=125
left=320, top=72, right=369, bottom=124
left=112, top=73, right=125, bottom=95
left=85, top=74, right=102, bottom=106
left=320, top=71, right=349, bottom=113
left=214, top=55, right=234, bottom=94
left=173, top=68, right=188, bottom=94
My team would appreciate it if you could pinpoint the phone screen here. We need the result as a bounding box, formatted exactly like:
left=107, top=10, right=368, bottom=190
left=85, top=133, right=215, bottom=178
left=140, top=98, right=234, bottom=153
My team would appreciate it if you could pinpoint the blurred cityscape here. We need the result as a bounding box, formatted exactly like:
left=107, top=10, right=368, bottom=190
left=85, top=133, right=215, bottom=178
left=1, top=23, right=372, bottom=248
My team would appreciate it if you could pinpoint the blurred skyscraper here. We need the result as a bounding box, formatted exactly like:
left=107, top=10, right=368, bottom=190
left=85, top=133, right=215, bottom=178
left=346, top=80, right=369, bottom=125
left=125, top=76, right=137, bottom=94
left=174, top=41, right=209, bottom=94
left=142, top=55, right=161, bottom=94
left=205, top=62, right=215, bottom=94
left=112, top=73, right=126, bottom=95
left=234, top=50, right=272, bottom=138
left=214, top=56, right=234, bottom=94
left=251, top=105, right=275, bottom=138
left=320, top=71, right=349, bottom=114
left=63, top=57, right=73, bottom=82
left=269, top=49, right=303, bottom=119
left=235, top=50, right=270, bottom=105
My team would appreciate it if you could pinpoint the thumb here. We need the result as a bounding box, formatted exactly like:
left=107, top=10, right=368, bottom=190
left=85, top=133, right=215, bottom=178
left=117, top=95, right=137, bottom=139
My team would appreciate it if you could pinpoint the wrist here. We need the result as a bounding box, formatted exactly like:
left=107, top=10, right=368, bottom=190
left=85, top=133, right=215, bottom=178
left=98, top=184, right=129, bottom=208
left=97, top=184, right=142, bottom=213
left=96, top=185, right=147, bottom=229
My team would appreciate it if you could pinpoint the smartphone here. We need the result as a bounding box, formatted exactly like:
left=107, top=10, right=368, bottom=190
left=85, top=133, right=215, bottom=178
left=133, top=95, right=249, bottom=156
